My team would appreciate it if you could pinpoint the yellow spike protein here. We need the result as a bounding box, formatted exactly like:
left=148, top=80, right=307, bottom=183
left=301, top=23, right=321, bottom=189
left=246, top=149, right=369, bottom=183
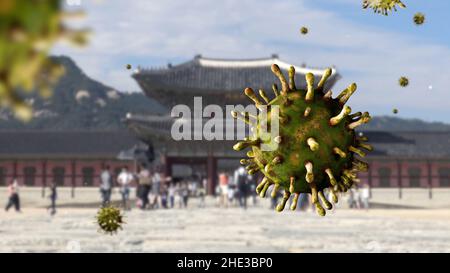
left=362, top=0, right=406, bottom=16
left=233, top=64, right=372, bottom=216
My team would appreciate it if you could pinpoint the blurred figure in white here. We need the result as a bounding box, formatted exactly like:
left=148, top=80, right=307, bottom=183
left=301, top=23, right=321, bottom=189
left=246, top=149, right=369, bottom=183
left=5, top=178, right=21, bottom=212
left=347, top=188, right=355, bottom=209
left=168, top=183, right=176, bottom=208
left=99, top=165, right=112, bottom=207
left=117, top=166, right=134, bottom=210
left=361, top=183, right=371, bottom=210
left=353, top=186, right=362, bottom=209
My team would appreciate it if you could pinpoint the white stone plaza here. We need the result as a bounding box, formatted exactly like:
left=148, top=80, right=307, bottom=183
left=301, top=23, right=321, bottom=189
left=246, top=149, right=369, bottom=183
left=0, top=188, right=449, bottom=253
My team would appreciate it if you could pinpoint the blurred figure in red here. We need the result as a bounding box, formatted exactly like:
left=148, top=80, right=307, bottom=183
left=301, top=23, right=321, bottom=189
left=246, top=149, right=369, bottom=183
left=218, top=172, right=229, bottom=208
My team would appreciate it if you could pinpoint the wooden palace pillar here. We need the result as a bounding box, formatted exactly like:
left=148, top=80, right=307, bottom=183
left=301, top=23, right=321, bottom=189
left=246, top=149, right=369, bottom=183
left=206, top=155, right=217, bottom=195
left=397, top=160, right=402, bottom=199
left=162, top=155, right=172, bottom=180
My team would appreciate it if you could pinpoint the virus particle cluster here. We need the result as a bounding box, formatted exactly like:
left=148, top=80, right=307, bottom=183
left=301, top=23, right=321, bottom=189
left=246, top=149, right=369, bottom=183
left=300, top=27, right=308, bottom=35
left=0, top=0, right=88, bottom=121
left=413, top=12, right=425, bottom=25
left=399, top=76, right=409, bottom=87
left=96, top=206, right=125, bottom=235
left=362, top=0, right=406, bottom=15
left=233, top=64, right=372, bottom=216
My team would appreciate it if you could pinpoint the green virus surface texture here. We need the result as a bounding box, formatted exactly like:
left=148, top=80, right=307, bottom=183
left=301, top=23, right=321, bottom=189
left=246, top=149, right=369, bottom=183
left=96, top=206, right=125, bottom=235
left=399, top=76, right=409, bottom=87
left=393, top=108, right=399, bottom=114
left=300, top=27, right=308, bottom=35
left=0, top=0, right=88, bottom=121
left=362, top=0, right=406, bottom=15
left=413, top=12, right=425, bottom=25
left=233, top=64, right=373, bottom=216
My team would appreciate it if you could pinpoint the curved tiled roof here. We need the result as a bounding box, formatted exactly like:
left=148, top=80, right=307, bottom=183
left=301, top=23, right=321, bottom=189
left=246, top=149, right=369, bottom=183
left=0, top=131, right=142, bottom=159
left=133, top=55, right=340, bottom=93
left=124, top=114, right=450, bottom=159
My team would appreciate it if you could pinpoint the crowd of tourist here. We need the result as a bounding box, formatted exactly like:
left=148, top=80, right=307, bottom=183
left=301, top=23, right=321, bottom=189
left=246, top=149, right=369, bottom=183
left=99, top=164, right=206, bottom=211
left=3, top=164, right=371, bottom=214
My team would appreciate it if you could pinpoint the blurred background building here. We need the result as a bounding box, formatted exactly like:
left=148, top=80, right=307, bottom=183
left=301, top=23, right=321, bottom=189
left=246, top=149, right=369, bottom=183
left=0, top=55, right=449, bottom=197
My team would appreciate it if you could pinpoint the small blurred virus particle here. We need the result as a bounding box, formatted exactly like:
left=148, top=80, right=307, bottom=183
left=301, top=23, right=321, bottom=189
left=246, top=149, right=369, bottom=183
left=126, top=64, right=132, bottom=70
left=362, top=0, right=406, bottom=15
left=96, top=205, right=125, bottom=235
left=413, top=12, right=425, bottom=25
left=0, top=0, right=88, bottom=122
left=428, top=85, right=433, bottom=91
left=392, top=108, right=398, bottom=114
left=398, top=76, right=409, bottom=87
left=233, top=63, right=372, bottom=216
left=300, top=27, right=308, bottom=35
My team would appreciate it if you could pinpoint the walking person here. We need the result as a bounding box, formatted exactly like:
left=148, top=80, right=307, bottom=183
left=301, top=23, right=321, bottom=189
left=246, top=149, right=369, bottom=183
left=168, top=183, right=176, bottom=208
left=161, top=185, right=168, bottom=208
left=353, top=186, right=362, bottom=209
left=218, top=172, right=229, bottom=208
left=117, top=166, right=134, bottom=210
left=151, top=171, right=162, bottom=209
left=137, top=165, right=152, bottom=210
left=347, top=188, right=355, bottom=209
left=181, top=182, right=189, bottom=208
left=247, top=174, right=257, bottom=206
left=99, top=165, right=112, bottom=207
left=235, top=166, right=248, bottom=209
left=361, top=183, right=371, bottom=210
left=175, top=183, right=183, bottom=208
left=48, top=181, right=57, bottom=216
left=198, top=177, right=207, bottom=208
left=227, top=183, right=235, bottom=207
left=5, top=178, right=21, bottom=212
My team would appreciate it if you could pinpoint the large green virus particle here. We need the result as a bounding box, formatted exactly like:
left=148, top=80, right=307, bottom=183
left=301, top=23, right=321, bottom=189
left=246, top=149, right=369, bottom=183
left=300, top=27, right=308, bottom=35
left=96, top=206, right=125, bottom=235
left=392, top=108, right=398, bottom=114
left=362, top=0, right=406, bottom=15
left=413, top=12, right=425, bottom=25
left=399, top=76, right=409, bottom=87
left=0, top=0, right=88, bottom=121
left=126, top=64, right=132, bottom=70
left=232, top=64, right=372, bottom=216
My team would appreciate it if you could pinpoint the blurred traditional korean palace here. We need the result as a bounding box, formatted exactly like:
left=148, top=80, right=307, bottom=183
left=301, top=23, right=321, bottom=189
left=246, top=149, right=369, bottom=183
left=0, top=55, right=449, bottom=196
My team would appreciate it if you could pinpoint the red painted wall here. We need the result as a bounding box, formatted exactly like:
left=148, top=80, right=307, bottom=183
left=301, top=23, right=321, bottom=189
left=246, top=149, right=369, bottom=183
left=0, top=159, right=135, bottom=187
left=1, top=158, right=450, bottom=188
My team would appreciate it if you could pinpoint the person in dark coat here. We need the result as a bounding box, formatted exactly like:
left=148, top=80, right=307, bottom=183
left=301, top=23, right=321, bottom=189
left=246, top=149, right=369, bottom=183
left=5, top=179, right=21, bottom=212
left=48, top=181, right=58, bottom=216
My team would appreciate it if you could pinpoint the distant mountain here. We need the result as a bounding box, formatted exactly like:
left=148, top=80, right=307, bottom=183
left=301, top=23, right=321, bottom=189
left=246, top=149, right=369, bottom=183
left=0, top=56, right=449, bottom=132
left=362, top=116, right=450, bottom=131
left=0, top=56, right=166, bottom=130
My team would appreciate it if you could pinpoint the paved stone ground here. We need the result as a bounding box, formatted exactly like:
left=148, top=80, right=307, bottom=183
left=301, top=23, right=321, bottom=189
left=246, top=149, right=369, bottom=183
left=0, top=202, right=449, bottom=253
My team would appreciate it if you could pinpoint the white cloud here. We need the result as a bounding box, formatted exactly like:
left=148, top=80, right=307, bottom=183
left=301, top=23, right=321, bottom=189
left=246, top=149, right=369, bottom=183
left=53, top=0, right=450, bottom=122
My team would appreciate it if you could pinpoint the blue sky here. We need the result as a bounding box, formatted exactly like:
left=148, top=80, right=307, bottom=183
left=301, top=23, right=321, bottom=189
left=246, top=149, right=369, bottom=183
left=54, top=0, right=450, bottom=123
